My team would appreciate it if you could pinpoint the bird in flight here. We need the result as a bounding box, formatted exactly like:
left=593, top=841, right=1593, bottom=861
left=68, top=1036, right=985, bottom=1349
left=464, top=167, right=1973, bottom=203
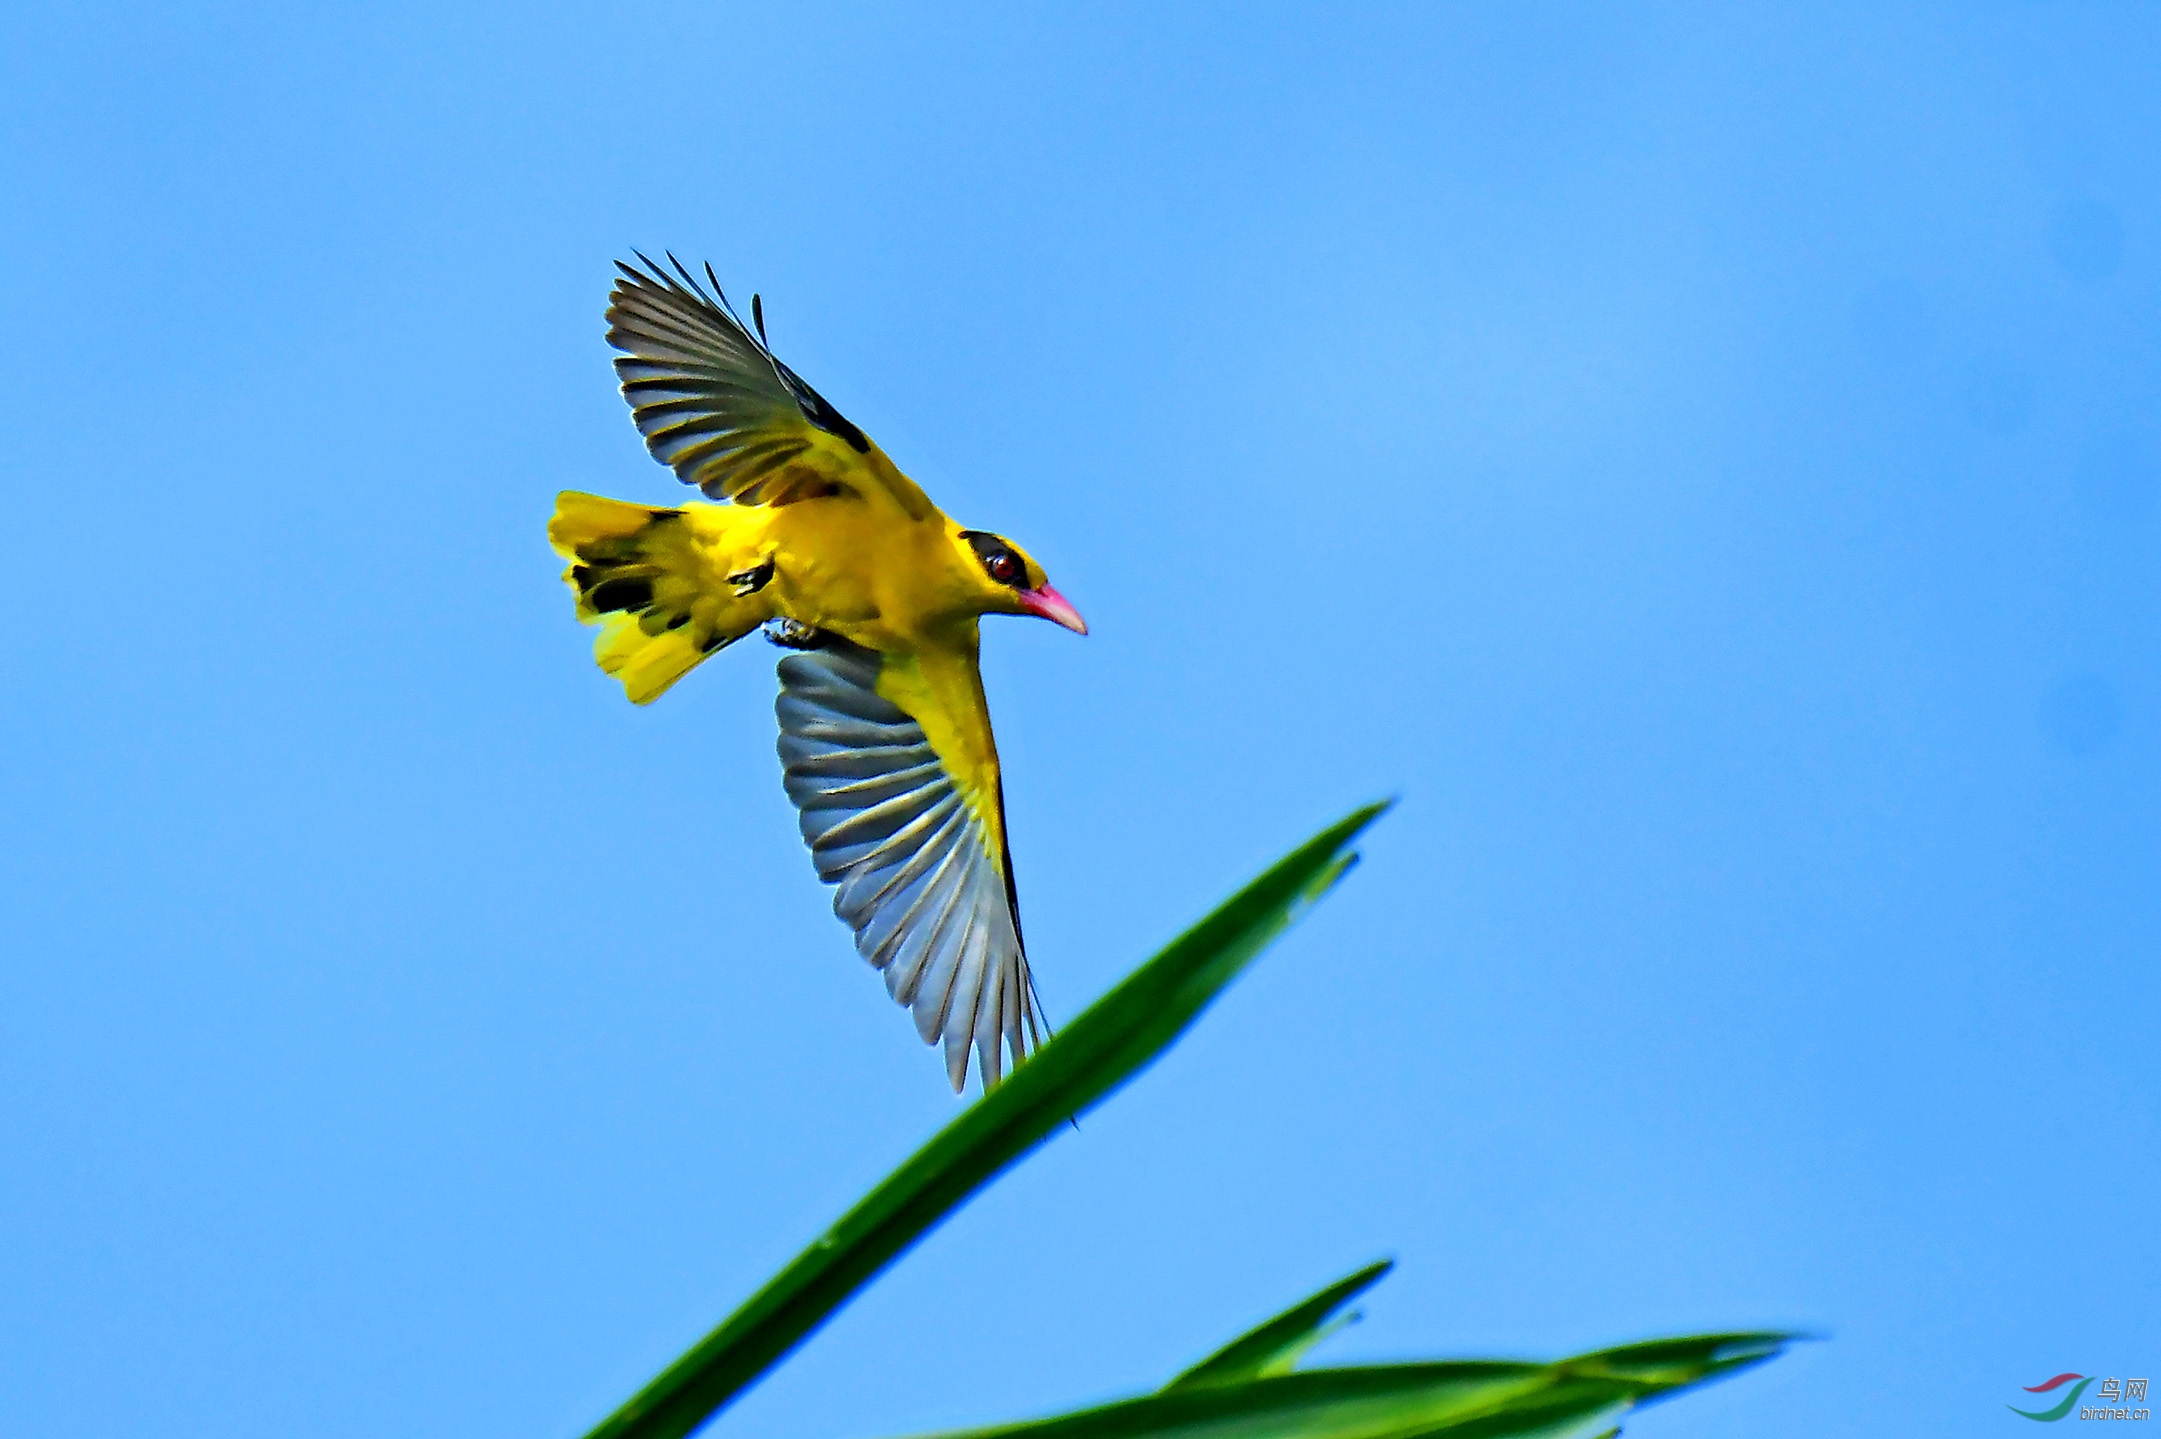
left=549, top=255, right=1087, bottom=1092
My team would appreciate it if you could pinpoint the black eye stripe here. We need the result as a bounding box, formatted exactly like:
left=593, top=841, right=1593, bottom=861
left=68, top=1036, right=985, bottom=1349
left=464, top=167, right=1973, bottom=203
left=961, top=530, right=1029, bottom=589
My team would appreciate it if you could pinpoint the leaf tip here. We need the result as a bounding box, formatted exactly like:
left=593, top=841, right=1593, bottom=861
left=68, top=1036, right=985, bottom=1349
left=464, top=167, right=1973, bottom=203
left=1709, top=1334, right=1793, bottom=1365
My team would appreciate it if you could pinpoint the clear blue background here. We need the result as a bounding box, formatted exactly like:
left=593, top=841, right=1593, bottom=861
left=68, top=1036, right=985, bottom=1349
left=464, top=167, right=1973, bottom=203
left=2, top=5, right=2154, bottom=1436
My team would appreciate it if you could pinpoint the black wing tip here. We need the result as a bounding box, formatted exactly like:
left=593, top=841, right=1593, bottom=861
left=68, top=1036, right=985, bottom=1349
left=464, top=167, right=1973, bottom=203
left=611, top=250, right=733, bottom=321
left=610, top=251, right=778, bottom=364
left=666, top=251, right=725, bottom=311
left=615, top=250, right=675, bottom=299
left=604, top=251, right=874, bottom=454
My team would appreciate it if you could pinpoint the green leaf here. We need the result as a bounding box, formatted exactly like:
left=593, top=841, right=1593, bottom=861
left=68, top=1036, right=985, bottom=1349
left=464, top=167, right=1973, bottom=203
left=1166, top=1259, right=1394, bottom=1389
left=579, top=802, right=1391, bottom=1439
left=903, top=1332, right=1792, bottom=1439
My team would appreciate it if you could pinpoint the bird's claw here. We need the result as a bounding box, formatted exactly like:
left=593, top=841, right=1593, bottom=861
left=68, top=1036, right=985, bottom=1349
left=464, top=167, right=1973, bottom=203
left=762, top=618, right=829, bottom=650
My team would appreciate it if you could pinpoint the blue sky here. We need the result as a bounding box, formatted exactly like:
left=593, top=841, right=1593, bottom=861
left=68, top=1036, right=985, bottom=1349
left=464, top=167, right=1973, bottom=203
left=2, top=4, right=2155, bottom=1436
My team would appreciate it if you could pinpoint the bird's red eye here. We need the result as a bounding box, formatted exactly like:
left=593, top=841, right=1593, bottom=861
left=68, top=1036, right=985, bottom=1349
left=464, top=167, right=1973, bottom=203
left=962, top=531, right=1029, bottom=588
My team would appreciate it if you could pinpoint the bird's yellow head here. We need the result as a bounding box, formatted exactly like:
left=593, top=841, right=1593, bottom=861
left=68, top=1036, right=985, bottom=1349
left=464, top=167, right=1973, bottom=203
left=955, top=529, right=1088, bottom=634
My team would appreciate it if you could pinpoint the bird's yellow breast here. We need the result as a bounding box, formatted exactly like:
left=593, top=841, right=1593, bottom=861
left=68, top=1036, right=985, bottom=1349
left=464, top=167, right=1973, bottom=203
left=741, top=494, right=1010, bottom=857
left=608, top=491, right=1010, bottom=868
left=684, top=492, right=976, bottom=653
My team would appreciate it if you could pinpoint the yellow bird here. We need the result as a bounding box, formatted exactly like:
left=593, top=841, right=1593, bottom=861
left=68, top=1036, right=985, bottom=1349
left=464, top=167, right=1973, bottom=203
left=548, top=256, right=1087, bottom=1092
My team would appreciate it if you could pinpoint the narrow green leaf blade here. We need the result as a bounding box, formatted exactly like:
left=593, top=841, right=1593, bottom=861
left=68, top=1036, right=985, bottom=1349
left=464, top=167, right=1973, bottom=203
left=579, top=802, right=1391, bottom=1439
left=1167, top=1260, right=1394, bottom=1390
left=901, top=1332, right=1792, bottom=1439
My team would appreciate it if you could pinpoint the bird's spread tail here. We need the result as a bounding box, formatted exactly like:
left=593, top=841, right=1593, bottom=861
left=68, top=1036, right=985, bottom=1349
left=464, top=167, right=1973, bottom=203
left=548, top=491, right=761, bottom=703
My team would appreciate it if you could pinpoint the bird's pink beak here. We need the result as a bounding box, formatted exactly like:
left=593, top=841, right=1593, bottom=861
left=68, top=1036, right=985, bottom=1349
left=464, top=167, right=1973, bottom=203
left=1018, top=584, right=1088, bottom=635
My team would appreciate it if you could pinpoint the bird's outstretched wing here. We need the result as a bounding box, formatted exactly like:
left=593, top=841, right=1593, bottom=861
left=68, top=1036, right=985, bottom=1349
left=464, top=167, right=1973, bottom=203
left=606, top=255, right=932, bottom=518
left=775, top=638, right=1042, bottom=1091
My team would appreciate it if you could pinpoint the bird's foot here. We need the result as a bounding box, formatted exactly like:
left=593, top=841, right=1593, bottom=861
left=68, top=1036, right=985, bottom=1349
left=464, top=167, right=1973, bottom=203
left=762, top=618, right=831, bottom=650
left=728, top=555, right=776, bottom=596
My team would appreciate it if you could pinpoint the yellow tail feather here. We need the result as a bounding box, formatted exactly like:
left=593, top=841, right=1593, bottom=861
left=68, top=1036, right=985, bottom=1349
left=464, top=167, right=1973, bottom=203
left=548, top=491, right=764, bottom=704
